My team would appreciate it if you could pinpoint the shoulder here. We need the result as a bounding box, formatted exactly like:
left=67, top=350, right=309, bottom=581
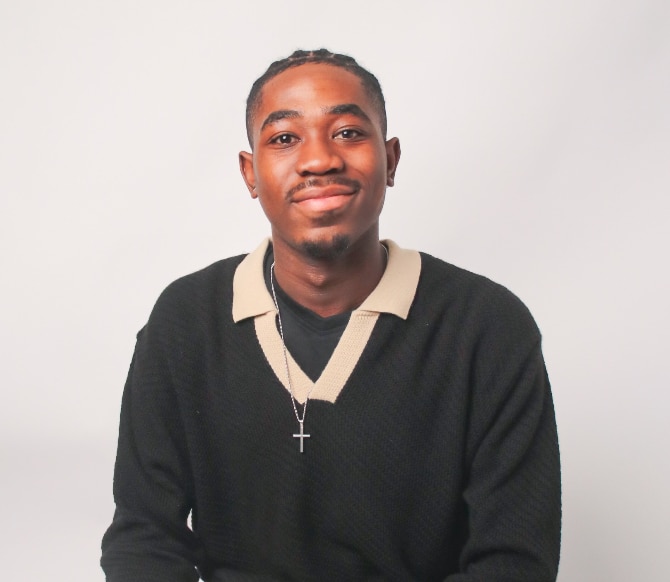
left=416, top=251, right=541, bottom=345
left=161, top=253, right=246, bottom=299
left=146, top=253, right=247, bottom=331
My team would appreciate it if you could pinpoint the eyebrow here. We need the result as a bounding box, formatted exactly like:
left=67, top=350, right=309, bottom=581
left=325, top=103, right=372, bottom=123
left=260, top=109, right=301, bottom=132
left=259, top=103, right=373, bottom=133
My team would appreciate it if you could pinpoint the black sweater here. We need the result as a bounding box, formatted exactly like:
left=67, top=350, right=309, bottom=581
left=101, top=249, right=561, bottom=581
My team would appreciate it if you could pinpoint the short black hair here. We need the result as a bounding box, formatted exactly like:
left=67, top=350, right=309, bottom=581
left=246, top=48, right=387, bottom=147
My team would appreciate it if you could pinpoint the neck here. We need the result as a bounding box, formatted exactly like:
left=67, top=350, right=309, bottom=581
left=271, top=232, right=387, bottom=318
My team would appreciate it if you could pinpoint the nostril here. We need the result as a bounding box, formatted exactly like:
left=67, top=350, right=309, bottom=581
left=296, top=145, right=345, bottom=175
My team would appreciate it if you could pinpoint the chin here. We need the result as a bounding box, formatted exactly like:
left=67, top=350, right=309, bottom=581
left=298, top=234, right=351, bottom=260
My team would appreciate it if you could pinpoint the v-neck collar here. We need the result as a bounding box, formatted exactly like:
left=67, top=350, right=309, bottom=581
left=232, top=239, right=421, bottom=403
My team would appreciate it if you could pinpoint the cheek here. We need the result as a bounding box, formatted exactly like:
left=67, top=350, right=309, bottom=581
left=361, top=159, right=388, bottom=192
left=257, top=164, right=296, bottom=203
left=359, top=147, right=388, bottom=183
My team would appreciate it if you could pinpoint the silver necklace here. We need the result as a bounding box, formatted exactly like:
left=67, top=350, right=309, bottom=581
left=269, top=262, right=314, bottom=453
left=269, top=244, right=389, bottom=453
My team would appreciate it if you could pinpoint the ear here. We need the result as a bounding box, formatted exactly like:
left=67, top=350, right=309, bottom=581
left=238, top=151, right=258, bottom=198
left=384, top=138, right=401, bottom=187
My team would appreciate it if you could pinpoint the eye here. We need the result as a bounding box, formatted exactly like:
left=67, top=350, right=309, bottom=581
left=270, top=133, right=298, bottom=146
left=335, top=128, right=364, bottom=140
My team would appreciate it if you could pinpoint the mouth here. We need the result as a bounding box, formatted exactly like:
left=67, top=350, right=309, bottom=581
left=289, top=180, right=359, bottom=212
left=292, top=185, right=355, bottom=202
left=295, top=189, right=356, bottom=215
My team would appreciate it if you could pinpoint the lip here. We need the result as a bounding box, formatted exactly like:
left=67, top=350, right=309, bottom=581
left=291, top=184, right=357, bottom=203
left=295, top=193, right=354, bottom=213
left=291, top=185, right=357, bottom=213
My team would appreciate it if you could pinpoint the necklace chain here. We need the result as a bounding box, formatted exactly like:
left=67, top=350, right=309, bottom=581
left=270, top=262, right=314, bottom=424
left=269, top=243, right=389, bottom=432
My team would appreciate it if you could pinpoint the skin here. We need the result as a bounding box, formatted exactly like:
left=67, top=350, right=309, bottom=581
left=239, top=63, right=401, bottom=317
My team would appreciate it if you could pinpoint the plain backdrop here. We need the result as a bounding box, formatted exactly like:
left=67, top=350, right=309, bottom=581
left=1, top=1, right=668, bottom=580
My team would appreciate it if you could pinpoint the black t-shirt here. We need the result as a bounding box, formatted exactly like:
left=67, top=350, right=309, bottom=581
left=263, top=248, right=350, bottom=382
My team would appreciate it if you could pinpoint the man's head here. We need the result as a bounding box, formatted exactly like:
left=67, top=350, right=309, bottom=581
left=239, top=50, right=399, bottom=261
left=245, top=49, right=387, bottom=148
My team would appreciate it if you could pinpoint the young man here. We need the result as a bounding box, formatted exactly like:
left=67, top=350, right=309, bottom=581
left=101, top=49, right=561, bottom=581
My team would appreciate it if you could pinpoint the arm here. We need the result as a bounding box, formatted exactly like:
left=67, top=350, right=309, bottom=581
left=447, top=339, right=561, bottom=581
left=101, top=323, right=201, bottom=582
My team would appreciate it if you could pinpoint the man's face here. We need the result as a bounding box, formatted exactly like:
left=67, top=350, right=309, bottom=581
left=239, top=63, right=400, bottom=260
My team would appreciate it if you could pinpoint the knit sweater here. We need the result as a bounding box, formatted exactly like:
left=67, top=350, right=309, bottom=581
left=101, top=240, right=561, bottom=581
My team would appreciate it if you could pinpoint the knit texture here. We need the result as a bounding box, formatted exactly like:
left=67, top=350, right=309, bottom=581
left=101, top=251, right=561, bottom=581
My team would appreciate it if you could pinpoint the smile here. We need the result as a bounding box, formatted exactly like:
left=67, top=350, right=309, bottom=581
left=291, top=185, right=357, bottom=212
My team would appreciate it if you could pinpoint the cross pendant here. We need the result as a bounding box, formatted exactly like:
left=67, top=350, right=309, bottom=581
left=292, top=421, right=310, bottom=453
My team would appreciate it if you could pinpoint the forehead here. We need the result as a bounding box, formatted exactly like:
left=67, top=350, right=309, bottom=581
left=254, top=63, right=374, bottom=126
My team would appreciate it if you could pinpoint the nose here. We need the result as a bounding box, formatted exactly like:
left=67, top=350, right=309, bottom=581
left=295, top=136, right=344, bottom=176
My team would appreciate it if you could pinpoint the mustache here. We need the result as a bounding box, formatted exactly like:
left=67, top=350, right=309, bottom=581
left=286, top=177, right=361, bottom=200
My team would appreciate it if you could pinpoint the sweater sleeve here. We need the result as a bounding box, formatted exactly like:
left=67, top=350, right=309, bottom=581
left=100, top=322, right=202, bottom=582
left=446, top=333, right=561, bottom=580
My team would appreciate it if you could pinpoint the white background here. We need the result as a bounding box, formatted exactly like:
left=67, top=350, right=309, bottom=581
left=1, top=1, right=668, bottom=580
